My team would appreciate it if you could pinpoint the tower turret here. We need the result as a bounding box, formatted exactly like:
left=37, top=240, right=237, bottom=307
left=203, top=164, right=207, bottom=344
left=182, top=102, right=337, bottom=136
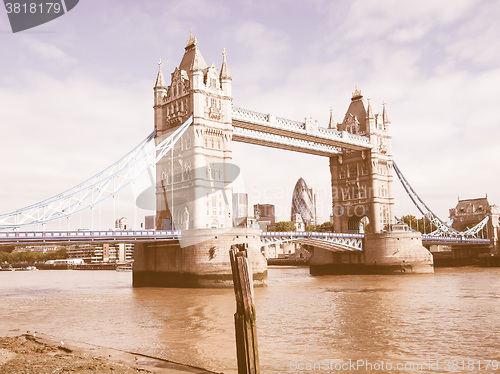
left=219, top=49, right=232, bottom=124
left=382, top=101, right=390, bottom=125
left=366, top=98, right=376, bottom=134
left=328, top=107, right=335, bottom=129
left=153, top=59, right=167, bottom=130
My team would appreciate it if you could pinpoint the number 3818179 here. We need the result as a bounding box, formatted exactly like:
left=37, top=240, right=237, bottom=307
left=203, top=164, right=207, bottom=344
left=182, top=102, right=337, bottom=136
left=5, top=3, right=62, bottom=14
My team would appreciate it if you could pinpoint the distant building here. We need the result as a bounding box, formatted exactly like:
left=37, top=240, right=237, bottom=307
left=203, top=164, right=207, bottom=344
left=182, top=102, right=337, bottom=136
left=291, top=178, right=316, bottom=227
left=450, top=197, right=496, bottom=230
left=262, top=242, right=311, bottom=261
left=67, top=243, right=134, bottom=264
left=115, top=217, right=129, bottom=230
left=254, top=203, right=276, bottom=230
left=257, top=220, right=271, bottom=232
left=253, top=204, right=275, bottom=232
left=291, top=213, right=305, bottom=232
left=449, top=196, right=499, bottom=248
left=145, top=215, right=156, bottom=230
left=20, top=245, right=59, bottom=253
left=233, top=193, right=249, bottom=226
left=66, top=244, right=95, bottom=262
left=254, top=204, right=276, bottom=224
left=241, top=216, right=258, bottom=228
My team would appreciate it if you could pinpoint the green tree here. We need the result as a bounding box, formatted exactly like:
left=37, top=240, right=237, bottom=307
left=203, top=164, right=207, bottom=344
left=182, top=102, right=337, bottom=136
left=22, top=251, right=35, bottom=263
left=1, top=246, right=69, bottom=264
left=305, top=224, right=317, bottom=232
left=0, top=246, right=15, bottom=254
left=55, top=247, right=68, bottom=259
left=319, top=222, right=335, bottom=232
left=269, top=221, right=296, bottom=232
left=400, top=214, right=434, bottom=234
left=304, top=222, right=335, bottom=232
left=0, top=252, right=10, bottom=263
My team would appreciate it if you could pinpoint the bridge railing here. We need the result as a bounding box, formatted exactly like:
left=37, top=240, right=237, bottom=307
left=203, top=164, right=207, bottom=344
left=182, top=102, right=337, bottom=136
left=232, top=107, right=372, bottom=147
left=0, top=230, right=182, bottom=243
left=232, top=127, right=342, bottom=155
left=261, top=231, right=364, bottom=239
left=421, top=235, right=491, bottom=244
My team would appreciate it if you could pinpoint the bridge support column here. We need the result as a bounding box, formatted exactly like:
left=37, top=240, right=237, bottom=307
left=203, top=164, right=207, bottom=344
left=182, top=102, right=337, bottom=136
left=309, top=229, right=433, bottom=275
left=133, top=228, right=267, bottom=288
left=363, top=231, right=434, bottom=274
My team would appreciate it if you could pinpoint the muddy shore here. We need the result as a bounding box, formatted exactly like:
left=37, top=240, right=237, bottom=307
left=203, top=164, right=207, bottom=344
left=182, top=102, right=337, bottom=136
left=0, top=333, right=221, bottom=374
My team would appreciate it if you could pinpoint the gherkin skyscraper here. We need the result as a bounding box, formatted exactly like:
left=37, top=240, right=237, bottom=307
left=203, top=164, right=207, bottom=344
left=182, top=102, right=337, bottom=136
left=291, top=178, right=316, bottom=226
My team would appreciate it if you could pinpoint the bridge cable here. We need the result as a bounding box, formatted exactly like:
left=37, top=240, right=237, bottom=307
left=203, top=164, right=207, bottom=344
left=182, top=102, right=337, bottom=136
left=0, top=116, right=193, bottom=230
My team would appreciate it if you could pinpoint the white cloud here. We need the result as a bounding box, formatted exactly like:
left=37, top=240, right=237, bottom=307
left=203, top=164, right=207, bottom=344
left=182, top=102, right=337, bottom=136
left=21, top=38, right=77, bottom=64
left=1, top=0, right=500, bottom=229
left=340, top=0, right=475, bottom=42
left=0, top=70, right=151, bottom=215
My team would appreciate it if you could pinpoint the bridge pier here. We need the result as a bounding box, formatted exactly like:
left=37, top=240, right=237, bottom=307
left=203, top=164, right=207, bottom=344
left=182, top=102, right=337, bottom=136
left=310, top=229, right=434, bottom=275
left=133, top=228, right=267, bottom=288
left=363, top=231, right=434, bottom=273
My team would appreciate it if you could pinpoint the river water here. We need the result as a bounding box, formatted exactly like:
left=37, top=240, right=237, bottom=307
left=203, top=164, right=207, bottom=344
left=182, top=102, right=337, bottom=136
left=1, top=267, right=500, bottom=373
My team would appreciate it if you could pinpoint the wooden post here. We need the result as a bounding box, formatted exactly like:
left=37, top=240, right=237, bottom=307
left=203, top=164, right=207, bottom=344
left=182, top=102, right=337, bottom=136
left=230, top=244, right=260, bottom=374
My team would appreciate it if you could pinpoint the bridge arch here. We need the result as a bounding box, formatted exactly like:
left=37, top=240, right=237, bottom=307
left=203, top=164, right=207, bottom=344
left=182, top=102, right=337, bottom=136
left=348, top=215, right=370, bottom=234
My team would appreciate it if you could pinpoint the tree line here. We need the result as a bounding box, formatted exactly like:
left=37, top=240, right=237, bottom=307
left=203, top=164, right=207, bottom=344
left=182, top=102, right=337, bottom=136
left=0, top=248, right=68, bottom=264
left=268, top=221, right=335, bottom=232
left=268, top=216, right=438, bottom=234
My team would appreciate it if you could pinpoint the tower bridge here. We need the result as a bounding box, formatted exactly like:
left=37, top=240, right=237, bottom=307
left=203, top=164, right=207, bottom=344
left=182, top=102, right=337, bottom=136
left=0, top=33, right=496, bottom=286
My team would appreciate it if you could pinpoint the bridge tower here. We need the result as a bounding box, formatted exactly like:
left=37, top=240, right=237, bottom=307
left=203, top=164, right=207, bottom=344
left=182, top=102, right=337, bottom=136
left=317, top=88, right=433, bottom=274
left=153, top=32, right=233, bottom=230
left=329, top=88, right=394, bottom=233
left=134, top=32, right=267, bottom=288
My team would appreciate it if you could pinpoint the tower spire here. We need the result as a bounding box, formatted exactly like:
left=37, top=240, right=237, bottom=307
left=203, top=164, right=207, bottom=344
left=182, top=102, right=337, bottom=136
left=220, top=48, right=231, bottom=80
left=366, top=97, right=374, bottom=119
left=186, top=28, right=197, bottom=47
left=328, top=107, right=335, bottom=129
left=352, top=85, right=363, bottom=101
left=382, top=101, right=391, bottom=124
left=154, top=59, right=166, bottom=88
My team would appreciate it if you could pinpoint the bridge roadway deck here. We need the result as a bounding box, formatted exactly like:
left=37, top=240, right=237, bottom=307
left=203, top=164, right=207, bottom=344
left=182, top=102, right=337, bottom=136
left=0, top=230, right=181, bottom=245
left=0, top=230, right=491, bottom=247
left=231, top=107, right=372, bottom=156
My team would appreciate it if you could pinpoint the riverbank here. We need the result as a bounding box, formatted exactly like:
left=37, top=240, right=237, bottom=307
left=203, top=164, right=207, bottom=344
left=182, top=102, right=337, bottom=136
left=0, top=333, right=220, bottom=374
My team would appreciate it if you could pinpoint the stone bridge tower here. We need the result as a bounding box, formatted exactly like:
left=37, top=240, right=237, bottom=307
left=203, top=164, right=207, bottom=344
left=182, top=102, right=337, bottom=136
left=134, top=33, right=267, bottom=288
left=153, top=32, right=234, bottom=231
left=323, top=88, right=433, bottom=274
left=329, top=88, right=394, bottom=234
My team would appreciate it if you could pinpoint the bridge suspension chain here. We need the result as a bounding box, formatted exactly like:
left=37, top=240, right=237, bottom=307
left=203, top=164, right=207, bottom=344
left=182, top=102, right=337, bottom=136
left=0, top=116, right=193, bottom=230
left=393, top=162, right=488, bottom=238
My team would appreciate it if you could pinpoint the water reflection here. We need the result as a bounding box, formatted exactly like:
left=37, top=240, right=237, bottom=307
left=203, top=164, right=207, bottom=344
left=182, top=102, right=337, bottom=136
left=130, top=287, right=237, bottom=372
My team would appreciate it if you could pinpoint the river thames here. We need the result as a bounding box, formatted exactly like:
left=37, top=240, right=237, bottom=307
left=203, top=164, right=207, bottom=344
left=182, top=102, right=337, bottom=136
left=1, top=266, right=500, bottom=373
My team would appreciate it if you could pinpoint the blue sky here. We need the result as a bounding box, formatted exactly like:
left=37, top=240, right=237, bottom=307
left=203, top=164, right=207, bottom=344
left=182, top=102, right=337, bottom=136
left=1, top=0, right=499, bottom=228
